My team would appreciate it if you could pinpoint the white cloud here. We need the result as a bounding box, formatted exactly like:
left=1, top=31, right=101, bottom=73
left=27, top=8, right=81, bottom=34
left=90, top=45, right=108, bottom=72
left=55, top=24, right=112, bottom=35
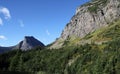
left=0, top=35, right=7, bottom=40
left=46, top=30, right=50, bottom=36
left=18, top=20, right=24, bottom=27
left=0, top=7, right=11, bottom=19
left=0, top=18, right=3, bottom=25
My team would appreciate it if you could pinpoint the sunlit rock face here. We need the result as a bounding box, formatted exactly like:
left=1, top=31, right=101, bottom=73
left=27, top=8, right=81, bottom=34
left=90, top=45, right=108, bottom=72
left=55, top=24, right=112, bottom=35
left=50, top=0, right=120, bottom=49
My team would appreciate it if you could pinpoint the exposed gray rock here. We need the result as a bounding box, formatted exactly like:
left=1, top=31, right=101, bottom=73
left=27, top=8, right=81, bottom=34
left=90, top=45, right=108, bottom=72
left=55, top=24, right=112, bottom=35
left=50, top=0, right=120, bottom=48
left=14, top=36, right=45, bottom=50
left=0, top=36, right=45, bottom=53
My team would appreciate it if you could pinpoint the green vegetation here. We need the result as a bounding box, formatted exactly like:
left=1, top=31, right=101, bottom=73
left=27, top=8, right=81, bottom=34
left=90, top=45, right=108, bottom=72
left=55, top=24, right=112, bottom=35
left=1, top=3, right=120, bottom=73
left=83, top=19, right=120, bottom=44
left=63, top=37, right=81, bottom=47
left=1, top=37, right=120, bottom=74
left=88, top=0, right=108, bottom=13
left=88, top=5, right=98, bottom=13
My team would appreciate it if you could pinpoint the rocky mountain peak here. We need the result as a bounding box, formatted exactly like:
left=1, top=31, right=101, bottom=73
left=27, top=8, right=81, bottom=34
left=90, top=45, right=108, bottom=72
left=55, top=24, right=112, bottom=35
left=15, top=36, right=45, bottom=50
left=24, top=36, right=34, bottom=39
left=50, top=0, right=120, bottom=48
left=0, top=36, right=45, bottom=53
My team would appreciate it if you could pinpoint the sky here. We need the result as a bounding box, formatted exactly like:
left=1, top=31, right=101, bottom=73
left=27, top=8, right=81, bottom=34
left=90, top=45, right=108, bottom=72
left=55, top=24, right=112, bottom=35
left=0, top=0, right=90, bottom=46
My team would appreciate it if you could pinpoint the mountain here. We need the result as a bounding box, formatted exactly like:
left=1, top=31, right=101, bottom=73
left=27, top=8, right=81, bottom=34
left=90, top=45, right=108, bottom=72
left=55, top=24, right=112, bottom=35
left=0, top=46, right=13, bottom=53
left=50, top=0, right=120, bottom=48
left=0, top=36, right=45, bottom=53
left=14, top=36, right=45, bottom=50
left=1, top=21, right=120, bottom=73
left=1, top=0, right=120, bottom=74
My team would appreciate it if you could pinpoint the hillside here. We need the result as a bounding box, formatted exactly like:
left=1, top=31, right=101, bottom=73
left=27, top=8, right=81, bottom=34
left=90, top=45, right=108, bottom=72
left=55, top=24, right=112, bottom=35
left=50, top=0, right=120, bottom=49
left=0, top=19, right=120, bottom=73
left=1, top=0, right=120, bottom=74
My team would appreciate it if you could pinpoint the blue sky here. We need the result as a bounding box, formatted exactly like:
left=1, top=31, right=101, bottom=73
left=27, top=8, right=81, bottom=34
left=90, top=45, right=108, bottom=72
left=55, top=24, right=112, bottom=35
left=0, top=0, right=90, bottom=46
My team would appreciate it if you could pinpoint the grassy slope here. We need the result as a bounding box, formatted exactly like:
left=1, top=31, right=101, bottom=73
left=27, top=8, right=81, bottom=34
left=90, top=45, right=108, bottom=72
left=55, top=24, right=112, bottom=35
left=61, top=19, right=120, bottom=48
left=84, top=19, right=120, bottom=43
left=1, top=16, right=120, bottom=74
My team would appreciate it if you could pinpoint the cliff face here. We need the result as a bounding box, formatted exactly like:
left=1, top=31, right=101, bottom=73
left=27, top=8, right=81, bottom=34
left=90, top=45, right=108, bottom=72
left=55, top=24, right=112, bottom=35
left=50, top=0, right=120, bottom=48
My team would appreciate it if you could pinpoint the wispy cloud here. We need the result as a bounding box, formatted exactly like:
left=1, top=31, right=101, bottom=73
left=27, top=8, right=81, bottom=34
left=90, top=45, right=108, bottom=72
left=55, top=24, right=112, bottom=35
left=18, top=20, right=24, bottom=27
left=0, top=7, right=11, bottom=19
left=0, top=18, right=3, bottom=26
left=0, top=7, right=11, bottom=26
left=46, top=30, right=50, bottom=36
left=0, top=35, right=7, bottom=40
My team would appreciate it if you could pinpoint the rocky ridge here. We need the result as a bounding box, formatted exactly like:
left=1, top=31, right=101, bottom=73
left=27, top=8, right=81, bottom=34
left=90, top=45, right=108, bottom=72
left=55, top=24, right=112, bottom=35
left=0, top=36, right=45, bottom=53
left=50, top=0, right=120, bottom=48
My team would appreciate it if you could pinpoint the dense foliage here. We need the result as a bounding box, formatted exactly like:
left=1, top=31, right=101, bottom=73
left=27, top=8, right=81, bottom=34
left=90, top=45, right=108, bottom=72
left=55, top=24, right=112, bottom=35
left=0, top=37, right=120, bottom=74
left=0, top=1, right=120, bottom=73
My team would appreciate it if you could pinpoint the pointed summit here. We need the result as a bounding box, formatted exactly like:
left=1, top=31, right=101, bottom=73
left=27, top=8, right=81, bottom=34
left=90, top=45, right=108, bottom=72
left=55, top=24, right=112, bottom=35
left=15, top=36, right=45, bottom=50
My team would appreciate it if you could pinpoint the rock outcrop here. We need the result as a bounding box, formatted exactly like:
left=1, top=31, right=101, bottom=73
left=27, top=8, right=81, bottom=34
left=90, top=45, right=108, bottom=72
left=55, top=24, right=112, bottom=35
left=0, top=36, right=45, bottom=53
left=50, top=0, right=120, bottom=48
left=14, top=36, right=45, bottom=50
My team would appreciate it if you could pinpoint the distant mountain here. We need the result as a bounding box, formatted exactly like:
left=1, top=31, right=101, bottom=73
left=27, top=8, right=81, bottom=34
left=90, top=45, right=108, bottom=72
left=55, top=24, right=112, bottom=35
left=0, top=46, right=13, bottom=53
left=14, top=36, right=45, bottom=50
left=0, top=36, right=45, bottom=53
